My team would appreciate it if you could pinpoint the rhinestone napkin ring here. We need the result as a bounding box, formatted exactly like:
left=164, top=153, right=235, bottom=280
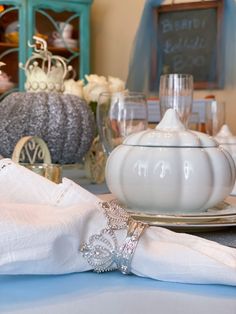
left=118, top=219, right=147, bottom=274
left=80, top=200, right=148, bottom=274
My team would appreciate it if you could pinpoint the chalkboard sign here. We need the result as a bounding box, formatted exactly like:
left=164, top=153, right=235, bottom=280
left=154, top=0, right=223, bottom=89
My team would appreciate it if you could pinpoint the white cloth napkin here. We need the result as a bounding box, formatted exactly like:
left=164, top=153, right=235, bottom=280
left=0, top=158, right=235, bottom=286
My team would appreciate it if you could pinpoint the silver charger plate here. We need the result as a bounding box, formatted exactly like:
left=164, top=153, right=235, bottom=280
left=126, top=201, right=236, bottom=232
left=99, top=195, right=236, bottom=232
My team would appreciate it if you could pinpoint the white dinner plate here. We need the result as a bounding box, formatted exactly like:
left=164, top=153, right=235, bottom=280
left=129, top=211, right=236, bottom=232
left=125, top=201, right=236, bottom=232
left=128, top=201, right=236, bottom=218
left=128, top=202, right=236, bottom=232
left=99, top=195, right=236, bottom=232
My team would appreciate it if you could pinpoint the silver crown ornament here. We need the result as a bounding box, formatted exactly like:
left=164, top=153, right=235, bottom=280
left=19, top=36, right=73, bottom=93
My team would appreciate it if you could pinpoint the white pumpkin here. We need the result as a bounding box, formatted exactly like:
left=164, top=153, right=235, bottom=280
left=105, top=109, right=236, bottom=214
left=215, top=124, right=236, bottom=195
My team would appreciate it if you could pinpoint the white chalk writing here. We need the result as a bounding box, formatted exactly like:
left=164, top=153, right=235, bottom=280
left=163, top=36, right=207, bottom=54
left=172, top=55, right=206, bottom=72
left=161, top=18, right=207, bottom=33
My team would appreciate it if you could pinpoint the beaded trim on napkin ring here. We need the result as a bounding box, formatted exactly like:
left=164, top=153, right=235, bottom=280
left=118, top=219, right=147, bottom=274
left=80, top=200, right=148, bottom=274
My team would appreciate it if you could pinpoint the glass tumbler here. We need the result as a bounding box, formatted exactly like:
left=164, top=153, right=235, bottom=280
left=97, top=91, right=148, bottom=155
left=159, top=73, right=194, bottom=126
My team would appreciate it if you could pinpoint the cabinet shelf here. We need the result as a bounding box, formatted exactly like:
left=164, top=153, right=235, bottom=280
left=0, top=42, right=79, bottom=53
left=49, top=46, right=79, bottom=53
left=0, top=41, right=18, bottom=48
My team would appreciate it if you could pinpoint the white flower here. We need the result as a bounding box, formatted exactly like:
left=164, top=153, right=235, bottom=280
left=74, top=74, right=126, bottom=103
left=63, top=79, right=84, bottom=98
left=83, top=74, right=110, bottom=103
left=85, top=74, right=107, bottom=85
left=108, top=76, right=126, bottom=93
left=83, top=81, right=109, bottom=103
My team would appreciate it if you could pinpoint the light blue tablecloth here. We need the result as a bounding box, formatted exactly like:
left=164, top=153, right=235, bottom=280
left=0, top=272, right=235, bottom=314
left=62, top=166, right=109, bottom=194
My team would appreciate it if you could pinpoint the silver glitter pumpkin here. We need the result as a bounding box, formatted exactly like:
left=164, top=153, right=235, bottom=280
left=0, top=36, right=95, bottom=164
left=0, top=92, right=95, bottom=164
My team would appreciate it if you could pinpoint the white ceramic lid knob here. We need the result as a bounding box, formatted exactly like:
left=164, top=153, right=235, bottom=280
left=155, top=109, right=186, bottom=131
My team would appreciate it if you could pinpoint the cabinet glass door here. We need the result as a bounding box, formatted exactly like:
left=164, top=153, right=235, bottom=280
left=0, top=0, right=91, bottom=98
left=28, top=0, right=90, bottom=81
left=0, top=3, right=20, bottom=99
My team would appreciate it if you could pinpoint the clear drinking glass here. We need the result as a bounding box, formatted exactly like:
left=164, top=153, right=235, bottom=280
left=97, top=91, right=148, bottom=155
left=205, top=100, right=225, bottom=136
left=159, top=73, right=194, bottom=126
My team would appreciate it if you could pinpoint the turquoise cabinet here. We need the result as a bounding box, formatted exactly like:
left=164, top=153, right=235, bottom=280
left=0, top=0, right=92, bottom=98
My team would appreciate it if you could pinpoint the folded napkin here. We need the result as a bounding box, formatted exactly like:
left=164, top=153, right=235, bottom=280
left=0, top=159, right=235, bottom=286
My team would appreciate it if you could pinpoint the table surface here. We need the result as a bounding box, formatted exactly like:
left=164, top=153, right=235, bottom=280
left=0, top=167, right=235, bottom=314
left=0, top=271, right=236, bottom=314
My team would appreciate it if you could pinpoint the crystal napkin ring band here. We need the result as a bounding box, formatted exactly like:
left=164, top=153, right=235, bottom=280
left=118, top=219, right=147, bottom=274
left=80, top=200, right=148, bottom=274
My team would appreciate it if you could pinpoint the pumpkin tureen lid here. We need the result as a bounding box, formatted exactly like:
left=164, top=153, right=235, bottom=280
left=215, top=124, right=236, bottom=145
left=123, top=109, right=217, bottom=147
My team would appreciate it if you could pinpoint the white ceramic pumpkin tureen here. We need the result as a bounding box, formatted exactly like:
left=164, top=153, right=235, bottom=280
left=105, top=109, right=236, bottom=213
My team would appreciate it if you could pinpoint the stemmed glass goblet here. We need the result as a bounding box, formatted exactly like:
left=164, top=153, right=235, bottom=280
left=97, top=91, right=148, bottom=155
left=159, top=73, right=194, bottom=127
